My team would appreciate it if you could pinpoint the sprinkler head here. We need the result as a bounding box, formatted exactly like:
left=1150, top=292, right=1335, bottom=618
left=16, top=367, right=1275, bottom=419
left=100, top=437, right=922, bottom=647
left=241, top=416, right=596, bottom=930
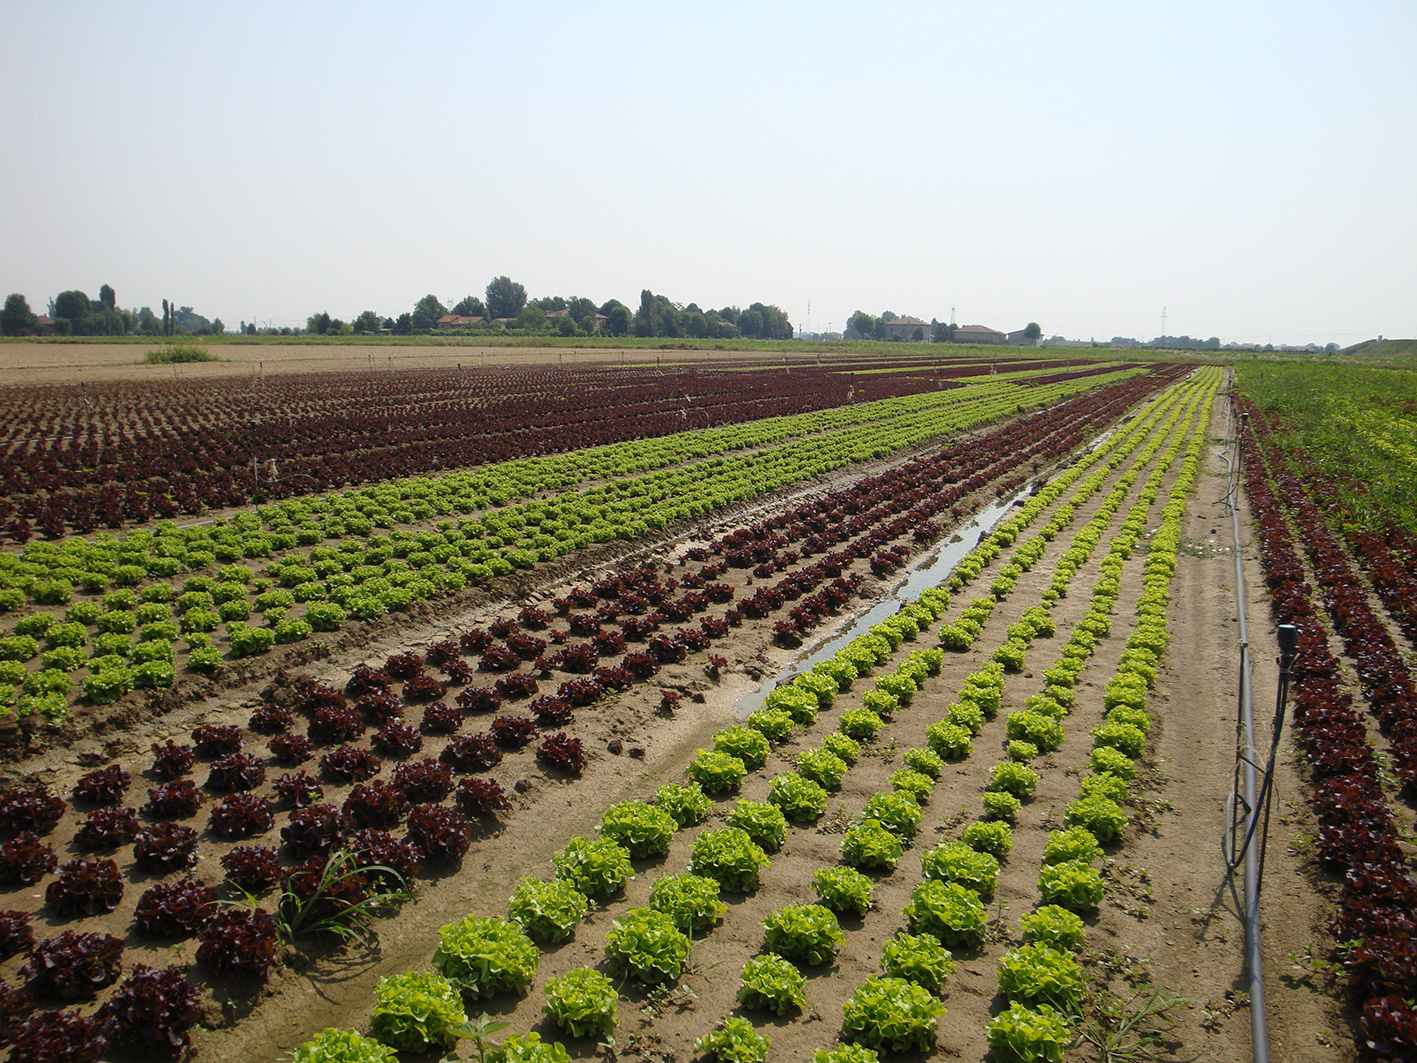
left=1277, top=624, right=1298, bottom=668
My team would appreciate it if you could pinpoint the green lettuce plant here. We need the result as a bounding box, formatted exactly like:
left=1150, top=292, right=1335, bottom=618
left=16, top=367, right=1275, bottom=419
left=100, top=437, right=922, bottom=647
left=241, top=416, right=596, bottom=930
left=551, top=837, right=633, bottom=901
left=745, top=707, right=796, bottom=743
left=738, top=953, right=807, bottom=1015
left=861, top=791, right=922, bottom=838
left=796, top=748, right=849, bottom=790
left=370, top=971, right=468, bottom=1052
left=960, top=820, right=1013, bottom=857
left=507, top=877, right=588, bottom=944
left=1037, top=859, right=1104, bottom=911
left=986, top=1001, right=1071, bottom=1063
left=648, top=872, right=726, bottom=934
left=762, top=903, right=843, bottom=966
left=924, top=721, right=972, bottom=760
left=686, top=749, right=747, bottom=795
left=812, top=865, right=875, bottom=917
left=432, top=915, right=539, bottom=999
left=920, top=840, right=999, bottom=895
left=727, top=799, right=789, bottom=852
left=487, top=1031, right=571, bottom=1062
left=902, top=747, right=943, bottom=778
left=997, top=943, right=1084, bottom=1010
left=713, top=725, right=771, bottom=770
left=903, top=879, right=987, bottom=948
left=837, top=707, right=883, bottom=741
left=542, top=967, right=618, bottom=1038
left=1020, top=905, right=1086, bottom=952
left=889, top=768, right=934, bottom=804
left=813, top=1043, right=882, bottom=1063
left=1041, top=826, right=1100, bottom=866
left=693, top=1016, right=769, bottom=1063
left=839, top=819, right=902, bottom=871
left=604, top=907, right=691, bottom=985
left=880, top=931, right=955, bottom=992
left=652, top=781, right=711, bottom=827
left=988, top=762, right=1039, bottom=799
left=689, top=827, right=771, bottom=892
left=982, top=790, right=1022, bottom=822
left=767, top=771, right=829, bottom=823
left=840, top=975, right=944, bottom=1054
left=598, top=800, right=677, bottom=859
left=291, top=1027, right=398, bottom=1063
left=1063, top=795, right=1127, bottom=843
left=823, top=731, right=861, bottom=764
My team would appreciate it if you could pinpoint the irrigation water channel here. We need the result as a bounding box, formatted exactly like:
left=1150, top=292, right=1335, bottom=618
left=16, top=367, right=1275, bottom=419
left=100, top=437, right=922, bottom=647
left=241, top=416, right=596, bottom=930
left=732, top=425, right=1121, bottom=717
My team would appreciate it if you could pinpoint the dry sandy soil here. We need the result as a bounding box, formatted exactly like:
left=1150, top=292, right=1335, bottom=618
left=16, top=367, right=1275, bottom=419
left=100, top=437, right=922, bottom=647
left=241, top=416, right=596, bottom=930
left=0, top=340, right=931, bottom=387
left=0, top=378, right=1357, bottom=1062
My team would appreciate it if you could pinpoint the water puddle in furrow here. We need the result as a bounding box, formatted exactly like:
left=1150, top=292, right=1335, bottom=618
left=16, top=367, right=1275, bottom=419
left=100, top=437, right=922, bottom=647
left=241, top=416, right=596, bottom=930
left=732, top=426, right=1119, bottom=717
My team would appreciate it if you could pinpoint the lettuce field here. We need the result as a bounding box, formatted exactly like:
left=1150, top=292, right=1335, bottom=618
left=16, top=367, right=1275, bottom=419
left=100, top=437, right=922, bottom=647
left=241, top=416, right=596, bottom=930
left=0, top=351, right=1398, bottom=1062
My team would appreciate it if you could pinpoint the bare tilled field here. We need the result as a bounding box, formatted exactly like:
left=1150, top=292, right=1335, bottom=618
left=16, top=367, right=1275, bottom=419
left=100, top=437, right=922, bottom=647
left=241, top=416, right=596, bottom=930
left=0, top=356, right=1374, bottom=1063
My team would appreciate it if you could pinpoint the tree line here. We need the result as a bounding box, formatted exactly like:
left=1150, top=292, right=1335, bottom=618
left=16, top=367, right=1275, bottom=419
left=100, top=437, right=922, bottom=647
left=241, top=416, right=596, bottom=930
left=0, top=287, right=223, bottom=338
left=304, top=277, right=793, bottom=340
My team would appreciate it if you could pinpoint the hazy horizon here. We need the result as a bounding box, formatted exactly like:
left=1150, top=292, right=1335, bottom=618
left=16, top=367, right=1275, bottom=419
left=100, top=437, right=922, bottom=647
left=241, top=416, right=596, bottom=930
left=2, top=1, right=1413, bottom=347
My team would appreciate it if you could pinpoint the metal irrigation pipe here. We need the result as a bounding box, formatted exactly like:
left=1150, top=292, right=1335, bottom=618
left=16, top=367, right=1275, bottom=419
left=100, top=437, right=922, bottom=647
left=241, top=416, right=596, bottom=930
left=1216, top=383, right=1291, bottom=1063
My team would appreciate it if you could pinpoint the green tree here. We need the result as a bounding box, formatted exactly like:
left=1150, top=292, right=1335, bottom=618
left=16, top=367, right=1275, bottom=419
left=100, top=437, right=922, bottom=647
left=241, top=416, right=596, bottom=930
left=451, top=295, right=485, bottom=318
left=1023, top=322, right=1042, bottom=341
left=411, top=294, right=448, bottom=331
left=53, top=290, right=92, bottom=333
left=846, top=311, right=875, bottom=340
left=99, top=284, right=116, bottom=310
left=393, top=313, right=413, bottom=335
left=738, top=307, right=764, bottom=338
left=567, top=296, right=598, bottom=332
left=1, top=294, right=37, bottom=336
left=531, top=295, right=566, bottom=312
left=353, top=310, right=382, bottom=334
left=556, top=314, right=578, bottom=336
left=606, top=304, right=632, bottom=336
left=515, top=305, right=546, bottom=330
left=932, top=321, right=957, bottom=343
left=306, top=311, right=332, bottom=334
left=485, top=276, right=527, bottom=319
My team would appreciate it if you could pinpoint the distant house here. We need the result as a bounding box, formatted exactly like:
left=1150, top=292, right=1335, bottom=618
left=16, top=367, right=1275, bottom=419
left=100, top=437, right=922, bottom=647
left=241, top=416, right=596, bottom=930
left=1006, top=328, right=1041, bottom=346
left=435, top=314, right=485, bottom=329
left=881, top=316, right=932, bottom=342
left=952, top=324, right=1008, bottom=345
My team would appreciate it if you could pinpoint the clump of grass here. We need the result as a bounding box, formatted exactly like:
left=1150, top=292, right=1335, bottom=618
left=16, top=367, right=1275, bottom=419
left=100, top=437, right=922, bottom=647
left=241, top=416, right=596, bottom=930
left=144, top=345, right=219, bottom=364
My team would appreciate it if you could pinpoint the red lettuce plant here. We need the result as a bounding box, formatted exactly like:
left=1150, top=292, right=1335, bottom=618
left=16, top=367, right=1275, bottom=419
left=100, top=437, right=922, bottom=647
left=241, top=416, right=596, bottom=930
left=207, top=752, right=266, bottom=792
left=384, top=651, right=424, bottom=679
left=419, top=701, right=463, bottom=734
left=308, top=703, right=365, bottom=746
left=191, top=724, right=242, bottom=758
left=273, top=771, right=323, bottom=808
left=6, top=1009, right=107, bottom=1063
left=319, top=745, right=382, bottom=784
left=490, top=715, right=538, bottom=748
left=355, top=690, right=402, bottom=725
left=74, top=806, right=140, bottom=850
left=530, top=695, right=575, bottom=727
left=0, top=910, right=32, bottom=960
left=494, top=672, right=538, bottom=699
left=441, top=657, right=474, bottom=684
left=372, top=721, right=424, bottom=757
left=142, top=780, right=204, bottom=820
left=348, top=828, right=420, bottom=890
left=0, top=787, right=65, bottom=839
left=403, top=673, right=448, bottom=701
left=221, top=846, right=286, bottom=895
left=248, top=703, right=293, bottom=734
left=102, top=963, right=203, bottom=1056
left=72, top=765, right=130, bottom=806
left=0, top=834, right=58, bottom=886
left=22, top=931, right=124, bottom=1000
left=455, top=777, right=513, bottom=818
left=133, top=878, right=218, bottom=936
left=406, top=805, right=471, bottom=866
left=455, top=685, right=502, bottom=714
left=282, top=804, right=345, bottom=858
left=269, top=732, right=314, bottom=765
left=134, top=823, right=200, bottom=873
left=45, top=859, right=124, bottom=917
left=196, top=907, right=279, bottom=977
left=341, top=668, right=387, bottom=700
left=391, top=759, right=454, bottom=803
left=343, top=781, right=410, bottom=830
left=441, top=732, right=502, bottom=772
left=427, top=638, right=464, bottom=663
left=149, top=740, right=197, bottom=780
left=210, top=794, right=275, bottom=840
left=537, top=733, right=586, bottom=776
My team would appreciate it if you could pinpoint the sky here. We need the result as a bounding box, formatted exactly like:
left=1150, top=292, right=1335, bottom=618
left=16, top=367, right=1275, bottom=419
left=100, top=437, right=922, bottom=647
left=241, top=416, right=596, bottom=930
left=2, top=1, right=1414, bottom=346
